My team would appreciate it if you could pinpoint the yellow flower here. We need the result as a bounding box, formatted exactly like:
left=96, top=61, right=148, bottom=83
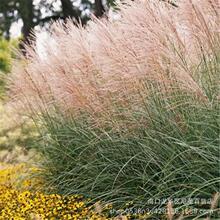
left=0, top=163, right=113, bottom=219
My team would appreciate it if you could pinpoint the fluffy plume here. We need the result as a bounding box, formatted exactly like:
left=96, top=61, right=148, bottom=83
left=8, top=0, right=220, bottom=129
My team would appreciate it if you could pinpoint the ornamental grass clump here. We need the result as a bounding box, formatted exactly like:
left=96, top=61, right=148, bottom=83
left=8, top=0, right=220, bottom=218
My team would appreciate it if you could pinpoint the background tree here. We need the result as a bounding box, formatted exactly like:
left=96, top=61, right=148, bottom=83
left=0, top=0, right=109, bottom=46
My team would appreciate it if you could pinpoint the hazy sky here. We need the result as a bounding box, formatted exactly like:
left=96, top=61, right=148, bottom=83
left=10, top=19, right=23, bottom=38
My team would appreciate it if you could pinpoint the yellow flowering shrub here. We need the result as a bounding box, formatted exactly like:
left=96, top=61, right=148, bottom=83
left=0, top=163, right=109, bottom=220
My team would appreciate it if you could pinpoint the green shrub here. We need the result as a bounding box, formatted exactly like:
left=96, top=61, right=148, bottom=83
left=0, top=51, right=11, bottom=73
left=0, top=37, right=13, bottom=73
left=0, top=37, right=18, bottom=98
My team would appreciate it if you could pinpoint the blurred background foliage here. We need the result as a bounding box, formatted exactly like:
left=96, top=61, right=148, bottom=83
left=0, top=96, right=38, bottom=164
left=0, top=37, right=18, bottom=98
left=0, top=38, right=12, bottom=73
